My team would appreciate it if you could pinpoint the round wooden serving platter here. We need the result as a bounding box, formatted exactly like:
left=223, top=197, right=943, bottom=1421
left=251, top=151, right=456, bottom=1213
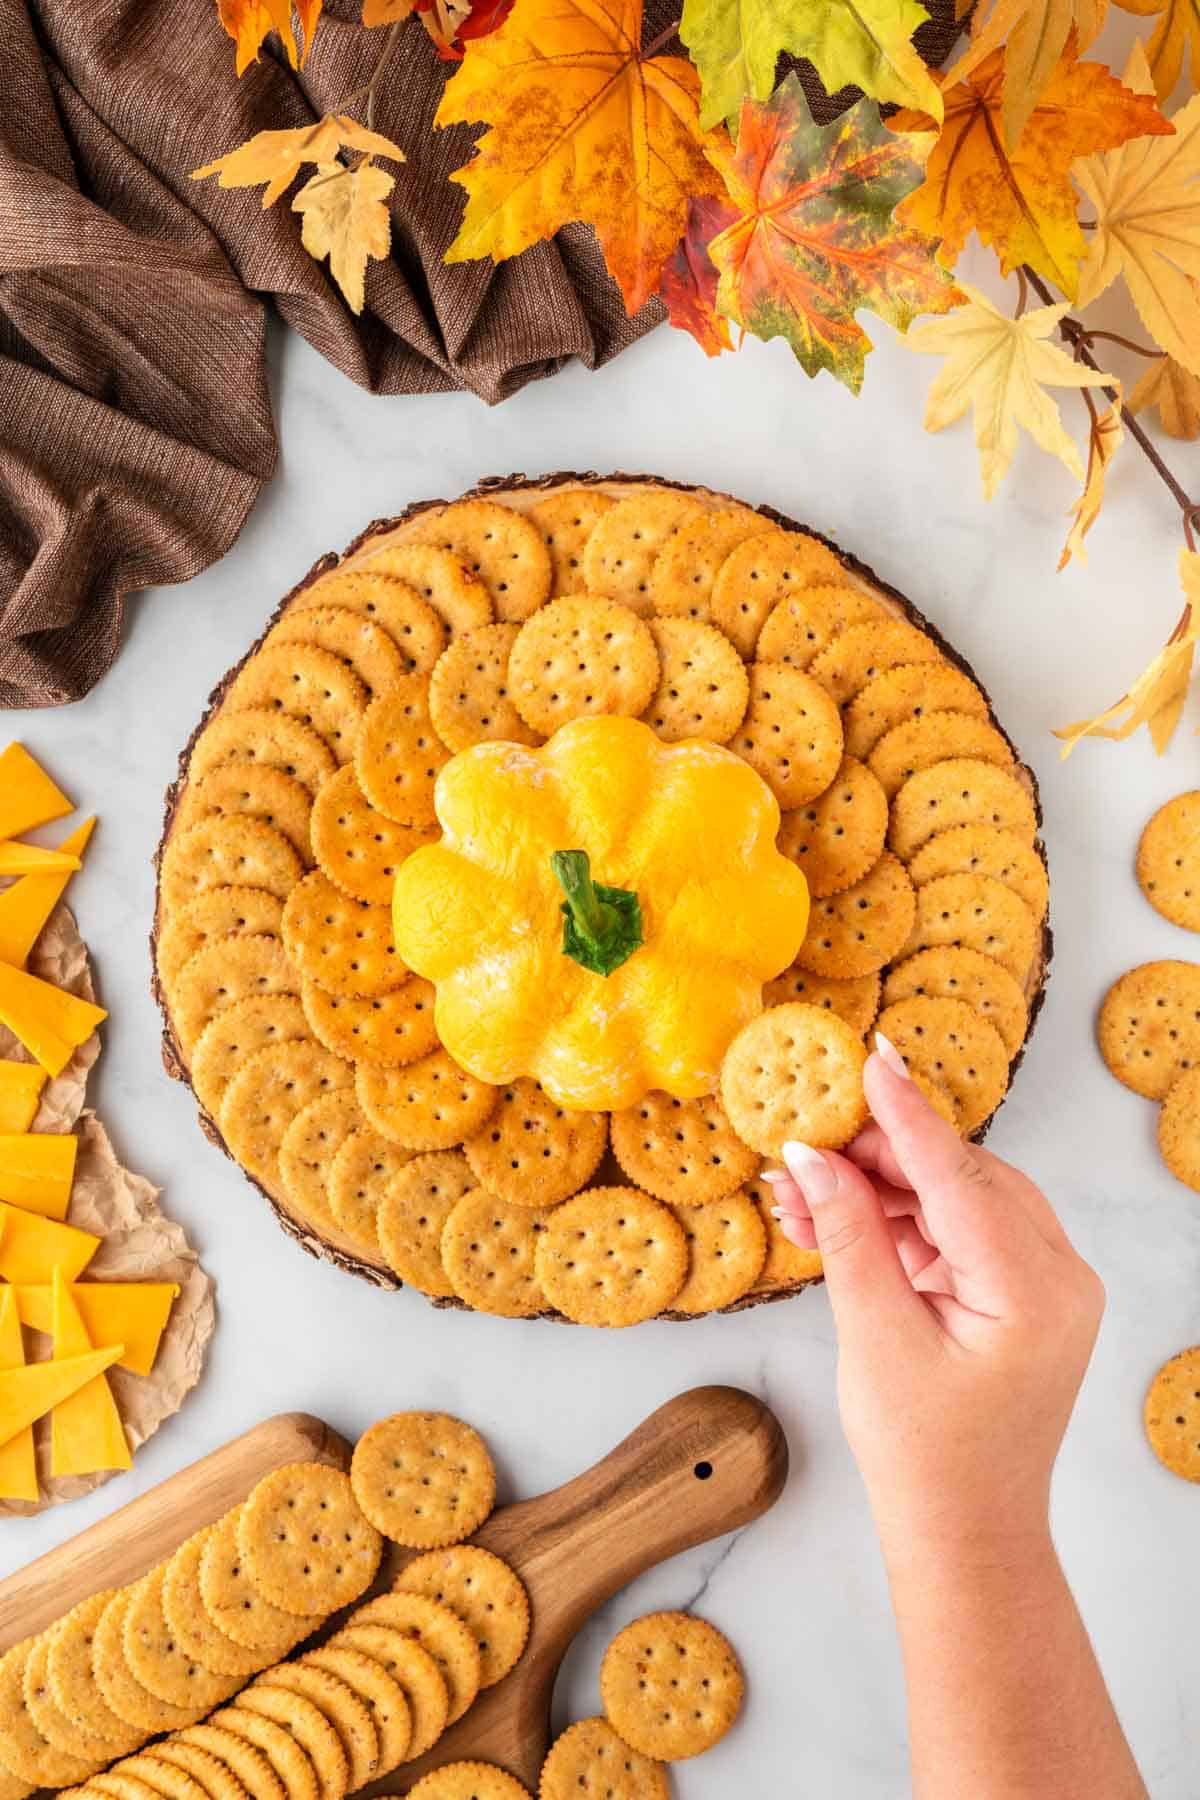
left=152, top=473, right=1050, bottom=1314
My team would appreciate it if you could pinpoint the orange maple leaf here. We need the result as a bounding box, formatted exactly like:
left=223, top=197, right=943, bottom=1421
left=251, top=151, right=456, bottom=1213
left=893, top=46, right=1171, bottom=298
left=217, top=0, right=299, bottom=72
left=660, top=196, right=738, bottom=356
left=435, top=0, right=724, bottom=314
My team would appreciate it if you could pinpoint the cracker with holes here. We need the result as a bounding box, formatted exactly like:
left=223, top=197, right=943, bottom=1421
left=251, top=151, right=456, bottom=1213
left=395, top=1546, right=530, bottom=1689
left=0, top=1647, right=98, bottom=1793
left=353, top=545, right=492, bottom=637
left=296, top=569, right=449, bottom=674
left=328, top=1129, right=417, bottom=1252
left=869, top=710, right=1015, bottom=800
left=441, top=1190, right=554, bottom=1318
left=508, top=596, right=659, bottom=736
left=748, top=1169, right=825, bottom=1289
left=92, top=1589, right=208, bottom=1735
left=428, top=624, right=542, bottom=752
left=377, top=1150, right=475, bottom=1296
left=529, top=489, right=616, bottom=597
left=876, top=995, right=1009, bottom=1134
left=650, top=508, right=765, bottom=623
left=720, top=1003, right=868, bottom=1155
left=220, top=1041, right=353, bottom=1186
left=405, top=500, right=551, bottom=623
left=206, top=1707, right=317, bottom=1800
left=355, top=1048, right=497, bottom=1150
left=796, top=852, right=916, bottom=979
left=350, top=1412, right=495, bottom=1548
left=313, top=763, right=438, bottom=903
left=157, top=885, right=285, bottom=996
left=279, top=1091, right=366, bottom=1242
left=762, top=966, right=881, bottom=1035
left=347, top=1593, right=481, bottom=1725
left=301, top=974, right=434, bottom=1068
left=191, top=994, right=309, bottom=1116
left=667, top=1192, right=767, bottom=1314
left=198, top=1509, right=306, bottom=1657
left=909, top=823, right=1048, bottom=922
left=282, top=872, right=404, bottom=998
left=756, top=584, right=880, bottom=671
left=1159, top=1068, right=1200, bottom=1192
left=160, top=1530, right=262, bottom=1680
left=252, top=1663, right=379, bottom=1790
left=355, top=677, right=452, bottom=827
left=890, top=759, right=1038, bottom=861
left=268, top=605, right=407, bottom=697
left=409, top=1763, right=529, bottom=1799
left=777, top=755, right=888, bottom=898
left=122, top=1567, right=237, bottom=1712
left=906, top=871, right=1038, bottom=984
left=809, top=619, right=943, bottom=706
left=641, top=617, right=749, bottom=743
left=1137, top=791, right=1200, bottom=932
left=160, top=817, right=303, bottom=915
left=731, top=663, right=843, bottom=809
left=581, top=489, right=704, bottom=616
left=24, top=1631, right=123, bottom=1765
left=48, top=1589, right=145, bottom=1742
left=172, top=935, right=298, bottom=1056
left=600, top=1612, right=743, bottom=1762
left=235, top=1684, right=350, bottom=1800
left=462, top=1078, right=607, bottom=1207
left=238, top=1463, right=381, bottom=1616
left=711, top=529, right=845, bottom=656
left=1098, top=961, right=1200, bottom=1099
left=226, top=644, right=368, bottom=765
left=1144, top=1345, right=1200, bottom=1481
left=843, top=661, right=989, bottom=760
left=534, top=1187, right=688, bottom=1326
left=883, top=947, right=1028, bottom=1058
left=540, top=1716, right=669, bottom=1800
left=175, top=765, right=313, bottom=865
left=189, top=708, right=337, bottom=797
left=610, top=1090, right=758, bottom=1205
left=301, top=1643, right=422, bottom=1768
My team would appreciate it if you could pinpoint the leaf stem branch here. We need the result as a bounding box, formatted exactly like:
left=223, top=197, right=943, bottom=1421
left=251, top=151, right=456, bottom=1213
left=642, top=15, right=682, bottom=56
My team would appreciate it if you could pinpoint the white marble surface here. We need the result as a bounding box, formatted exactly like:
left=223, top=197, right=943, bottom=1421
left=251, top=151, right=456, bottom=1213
left=3, top=277, right=1200, bottom=1796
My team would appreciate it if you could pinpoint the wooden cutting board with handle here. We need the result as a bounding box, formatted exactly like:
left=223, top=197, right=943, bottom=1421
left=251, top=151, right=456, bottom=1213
left=0, top=1386, right=787, bottom=1794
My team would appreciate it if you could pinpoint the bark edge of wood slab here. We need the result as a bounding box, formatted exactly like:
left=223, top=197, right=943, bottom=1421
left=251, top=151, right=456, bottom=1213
left=0, top=1412, right=350, bottom=1650
left=366, top=1384, right=788, bottom=1794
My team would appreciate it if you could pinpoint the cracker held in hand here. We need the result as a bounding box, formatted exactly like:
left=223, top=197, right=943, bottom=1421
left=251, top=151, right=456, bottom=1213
left=600, top=1612, right=744, bottom=1761
left=720, top=1003, right=869, bottom=1155
left=350, top=1412, right=495, bottom=1547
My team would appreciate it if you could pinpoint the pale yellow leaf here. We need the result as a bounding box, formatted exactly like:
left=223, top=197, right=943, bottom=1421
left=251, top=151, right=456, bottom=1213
left=192, top=115, right=405, bottom=208
left=292, top=161, right=396, bottom=314
left=1055, top=548, right=1198, bottom=754
left=1058, top=394, right=1123, bottom=569
left=363, top=0, right=417, bottom=21
left=1128, top=353, right=1200, bottom=435
left=906, top=282, right=1114, bottom=498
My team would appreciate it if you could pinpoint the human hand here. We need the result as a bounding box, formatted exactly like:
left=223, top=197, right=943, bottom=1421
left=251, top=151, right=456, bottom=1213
left=764, top=1038, right=1105, bottom=1563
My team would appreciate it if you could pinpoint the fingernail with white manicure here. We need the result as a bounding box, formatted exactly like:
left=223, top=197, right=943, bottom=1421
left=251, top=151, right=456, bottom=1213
left=759, top=1168, right=790, bottom=1184
left=781, top=1140, right=836, bottom=1205
left=874, top=1032, right=911, bottom=1081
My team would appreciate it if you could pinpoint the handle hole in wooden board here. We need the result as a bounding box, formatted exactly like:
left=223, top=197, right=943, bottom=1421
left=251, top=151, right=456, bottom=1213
left=693, top=1461, right=713, bottom=1481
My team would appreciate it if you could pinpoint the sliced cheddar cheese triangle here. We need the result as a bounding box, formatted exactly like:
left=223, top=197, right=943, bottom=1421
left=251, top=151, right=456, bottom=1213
left=14, top=1282, right=178, bottom=1378
left=0, top=1132, right=77, bottom=1220
left=0, top=1201, right=98, bottom=1284
left=0, top=961, right=107, bottom=1076
left=0, top=1061, right=46, bottom=1134
left=0, top=1344, right=121, bottom=1451
left=49, top=1270, right=131, bottom=1477
left=0, top=1289, right=37, bottom=1501
left=0, top=843, right=82, bottom=877
left=0, top=745, right=72, bottom=842
left=0, top=818, right=96, bottom=970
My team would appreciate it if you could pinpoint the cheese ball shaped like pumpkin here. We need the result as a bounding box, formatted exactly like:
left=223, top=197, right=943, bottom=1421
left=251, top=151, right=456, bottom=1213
left=392, top=717, right=810, bottom=1111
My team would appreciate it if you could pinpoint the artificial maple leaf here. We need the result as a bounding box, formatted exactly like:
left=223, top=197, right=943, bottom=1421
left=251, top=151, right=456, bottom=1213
left=435, top=0, right=723, bottom=314
left=1113, top=0, right=1199, bottom=102
left=1055, top=550, right=1198, bottom=754
left=293, top=161, right=396, bottom=313
left=698, top=77, right=959, bottom=393
left=894, top=46, right=1172, bottom=297
left=944, top=0, right=1108, bottom=148
left=679, top=0, right=942, bottom=132
left=363, top=0, right=415, bottom=18
left=418, top=0, right=514, bottom=57
left=1058, top=396, right=1123, bottom=569
left=1129, top=354, right=1200, bottom=437
left=660, top=195, right=738, bottom=355
left=906, top=283, right=1114, bottom=497
left=1075, top=43, right=1200, bottom=376
left=217, top=0, right=299, bottom=72
left=295, top=0, right=324, bottom=58
left=192, top=116, right=406, bottom=208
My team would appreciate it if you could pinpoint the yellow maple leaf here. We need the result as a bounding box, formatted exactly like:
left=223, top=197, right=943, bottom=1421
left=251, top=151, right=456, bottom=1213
left=946, top=0, right=1108, bottom=148
left=894, top=46, right=1171, bottom=297
left=1055, top=550, right=1198, bottom=754
left=1113, top=0, right=1200, bottom=102
left=217, top=0, right=299, bottom=73
left=906, top=283, right=1114, bottom=498
left=1075, top=43, right=1200, bottom=378
left=1058, top=395, right=1123, bottom=569
left=292, top=161, right=396, bottom=313
left=1129, top=354, right=1200, bottom=437
left=435, top=0, right=724, bottom=314
left=192, top=116, right=406, bottom=208
left=363, top=0, right=416, bottom=18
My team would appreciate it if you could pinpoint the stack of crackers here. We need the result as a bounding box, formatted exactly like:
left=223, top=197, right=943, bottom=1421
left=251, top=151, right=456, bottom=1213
left=0, top=1413, right=533, bottom=1799
left=155, top=477, right=1046, bottom=1324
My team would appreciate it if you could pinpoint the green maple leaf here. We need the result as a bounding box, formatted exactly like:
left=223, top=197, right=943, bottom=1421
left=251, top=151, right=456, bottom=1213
left=679, top=0, right=943, bottom=130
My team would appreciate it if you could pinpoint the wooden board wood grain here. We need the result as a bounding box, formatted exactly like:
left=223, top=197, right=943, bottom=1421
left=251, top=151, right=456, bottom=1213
left=0, top=1388, right=785, bottom=1794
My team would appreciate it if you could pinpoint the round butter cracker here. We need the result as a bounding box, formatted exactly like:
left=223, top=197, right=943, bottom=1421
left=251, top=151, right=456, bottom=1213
left=171, top=935, right=298, bottom=1058
left=883, top=946, right=1029, bottom=1058
left=409, top=1763, right=530, bottom=1800
left=731, top=662, right=843, bottom=810
left=795, top=851, right=916, bottom=980
left=220, top=1040, right=353, bottom=1187
left=720, top=1002, right=868, bottom=1156
left=355, top=1048, right=498, bottom=1151
left=540, top=1716, right=669, bottom=1800
left=350, top=545, right=491, bottom=638
left=188, top=708, right=336, bottom=798
left=756, top=584, right=880, bottom=671
left=581, top=490, right=705, bottom=617
left=508, top=596, right=659, bottom=737
left=762, top=965, right=881, bottom=1036
left=191, top=994, right=309, bottom=1117
left=868, top=709, right=1015, bottom=801
left=649, top=507, right=766, bottom=624
left=843, top=661, right=989, bottom=761
left=294, top=569, right=448, bottom=675
left=1159, top=1068, right=1200, bottom=1191
left=610, top=1089, right=759, bottom=1205
left=641, top=617, right=749, bottom=744
left=908, top=823, right=1048, bottom=923
left=312, top=762, right=438, bottom=904
left=377, top=1150, right=475, bottom=1297
left=1137, top=791, right=1200, bottom=933
left=328, top=1128, right=418, bottom=1255
left=776, top=755, right=888, bottom=897
left=441, top=1190, right=554, bottom=1318
left=395, top=1546, right=530, bottom=1690
left=160, top=817, right=303, bottom=916
left=350, top=1411, right=495, bottom=1549
left=528, top=489, right=616, bottom=598
left=226, top=643, right=368, bottom=766
left=237, top=1462, right=382, bottom=1617
left=600, top=1612, right=743, bottom=1762
left=341, top=1595, right=480, bottom=1726
left=667, top=1192, right=767, bottom=1314
left=302, top=976, right=436, bottom=1068
left=809, top=619, right=941, bottom=707
left=428, top=624, right=542, bottom=752
left=876, top=995, right=1009, bottom=1135
left=711, top=529, right=844, bottom=657
left=1145, top=1344, right=1200, bottom=1481
left=282, top=872, right=404, bottom=999
left=354, top=678, right=451, bottom=829
left=1098, top=960, right=1200, bottom=1100
left=175, top=765, right=313, bottom=866
left=907, top=871, right=1038, bottom=985
left=404, top=499, right=551, bottom=624
left=268, top=605, right=407, bottom=697
left=463, top=1077, right=608, bottom=1207
left=157, top=885, right=285, bottom=998
left=889, top=758, right=1037, bottom=862
left=534, top=1186, right=688, bottom=1327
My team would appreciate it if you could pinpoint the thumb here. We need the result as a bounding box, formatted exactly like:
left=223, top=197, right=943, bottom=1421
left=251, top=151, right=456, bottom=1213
left=781, top=1141, right=929, bottom=1350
